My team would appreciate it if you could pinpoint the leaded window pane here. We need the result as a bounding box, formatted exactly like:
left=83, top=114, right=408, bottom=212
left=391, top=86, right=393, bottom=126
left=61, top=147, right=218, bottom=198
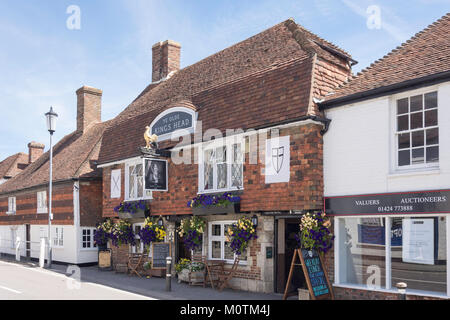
left=204, top=149, right=214, bottom=190
left=231, top=144, right=243, bottom=188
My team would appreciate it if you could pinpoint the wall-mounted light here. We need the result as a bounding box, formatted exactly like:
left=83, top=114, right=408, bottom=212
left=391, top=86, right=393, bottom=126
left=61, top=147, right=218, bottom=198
left=158, top=217, right=164, bottom=227
left=251, top=215, right=258, bottom=228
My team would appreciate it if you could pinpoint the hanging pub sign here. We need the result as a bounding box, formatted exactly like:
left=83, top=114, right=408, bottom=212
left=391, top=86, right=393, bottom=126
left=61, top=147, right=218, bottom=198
left=149, top=107, right=197, bottom=142
left=325, top=189, right=450, bottom=216
left=144, top=158, right=168, bottom=192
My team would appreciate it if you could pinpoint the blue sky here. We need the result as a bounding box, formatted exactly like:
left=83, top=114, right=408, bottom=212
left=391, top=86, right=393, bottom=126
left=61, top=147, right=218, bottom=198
left=0, top=0, right=449, bottom=160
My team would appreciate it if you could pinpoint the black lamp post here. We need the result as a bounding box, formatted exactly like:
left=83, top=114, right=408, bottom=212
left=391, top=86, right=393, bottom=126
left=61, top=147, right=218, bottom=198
left=45, top=107, right=58, bottom=268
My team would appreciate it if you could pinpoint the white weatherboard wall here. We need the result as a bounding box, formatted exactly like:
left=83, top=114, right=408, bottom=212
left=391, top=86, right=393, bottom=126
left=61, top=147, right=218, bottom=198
left=324, top=82, right=450, bottom=196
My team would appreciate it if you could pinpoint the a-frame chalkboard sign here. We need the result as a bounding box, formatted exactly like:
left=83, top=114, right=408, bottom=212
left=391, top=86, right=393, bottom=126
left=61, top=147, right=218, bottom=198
left=283, top=248, right=334, bottom=300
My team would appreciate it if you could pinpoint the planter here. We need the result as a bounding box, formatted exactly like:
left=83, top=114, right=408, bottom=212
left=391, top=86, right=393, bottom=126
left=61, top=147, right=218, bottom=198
left=177, top=269, right=190, bottom=283
left=192, top=202, right=240, bottom=216
left=189, top=271, right=205, bottom=284
left=298, top=288, right=310, bottom=300
left=117, top=208, right=149, bottom=220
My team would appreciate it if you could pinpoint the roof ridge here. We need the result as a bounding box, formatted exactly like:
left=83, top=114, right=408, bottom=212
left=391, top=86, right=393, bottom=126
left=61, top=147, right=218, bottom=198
left=349, top=12, right=450, bottom=81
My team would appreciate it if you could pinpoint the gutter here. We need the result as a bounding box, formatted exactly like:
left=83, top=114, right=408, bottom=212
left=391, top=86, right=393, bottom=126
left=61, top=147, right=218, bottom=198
left=319, top=70, right=450, bottom=110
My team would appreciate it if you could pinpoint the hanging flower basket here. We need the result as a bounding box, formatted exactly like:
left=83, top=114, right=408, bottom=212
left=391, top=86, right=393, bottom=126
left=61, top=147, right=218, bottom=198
left=225, top=217, right=258, bottom=255
left=114, top=200, right=150, bottom=219
left=294, top=212, right=334, bottom=254
left=188, top=192, right=241, bottom=216
left=177, top=216, right=206, bottom=251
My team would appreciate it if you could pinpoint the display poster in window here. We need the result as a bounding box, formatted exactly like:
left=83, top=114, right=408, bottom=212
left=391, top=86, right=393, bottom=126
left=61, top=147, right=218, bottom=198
left=265, top=136, right=290, bottom=184
left=402, top=218, right=434, bottom=265
left=144, top=159, right=168, bottom=191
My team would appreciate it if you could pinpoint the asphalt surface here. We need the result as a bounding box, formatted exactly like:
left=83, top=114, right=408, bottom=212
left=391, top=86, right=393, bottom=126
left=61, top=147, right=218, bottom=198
left=0, top=260, right=153, bottom=300
left=0, top=258, right=286, bottom=300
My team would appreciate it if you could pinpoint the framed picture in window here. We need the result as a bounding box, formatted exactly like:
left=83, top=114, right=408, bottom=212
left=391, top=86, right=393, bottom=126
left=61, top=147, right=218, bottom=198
left=144, top=158, right=168, bottom=192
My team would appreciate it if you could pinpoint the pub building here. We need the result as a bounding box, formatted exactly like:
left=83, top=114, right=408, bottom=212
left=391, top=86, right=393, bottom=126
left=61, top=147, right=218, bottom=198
left=97, top=19, right=355, bottom=293
left=320, top=13, right=450, bottom=299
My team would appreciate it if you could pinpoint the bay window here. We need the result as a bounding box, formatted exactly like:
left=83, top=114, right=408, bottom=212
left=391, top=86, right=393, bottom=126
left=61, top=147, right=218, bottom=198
left=199, top=138, right=244, bottom=193
left=336, top=215, right=448, bottom=296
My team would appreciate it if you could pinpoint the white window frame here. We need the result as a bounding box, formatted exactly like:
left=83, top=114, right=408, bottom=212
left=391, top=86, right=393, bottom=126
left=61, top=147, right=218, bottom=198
left=52, top=226, right=64, bottom=248
left=198, top=137, right=244, bottom=194
left=81, top=227, right=96, bottom=250
left=391, top=87, right=440, bottom=173
left=37, top=191, right=48, bottom=214
left=334, top=214, right=449, bottom=298
left=7, top=197, right=16, bottom=215
left=124, top=159, right=153, bottom=202
left=131, top=222, right=145, bottom=254
left=208, top=221, right=247, bottom=265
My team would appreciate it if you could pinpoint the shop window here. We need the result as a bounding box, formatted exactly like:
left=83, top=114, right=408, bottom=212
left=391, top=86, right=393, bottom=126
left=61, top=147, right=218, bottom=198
left=336, top=216, right=448, bottom=296
left=391, top=217, right=447, bottom=294
left=208, top=221, right=247, bottom=264
left=337, top=217, right=386, bottom=288
left=125, top=160, right=152, bottom=201
left=199, top=139, right=244, bottom=193
left=396, top=91, right=439, bottom=169
left=37, top=191, right=47, bottom=214
left=81, top=228, right=96, bottom=249
left=7, top=197, right=16, bottom=215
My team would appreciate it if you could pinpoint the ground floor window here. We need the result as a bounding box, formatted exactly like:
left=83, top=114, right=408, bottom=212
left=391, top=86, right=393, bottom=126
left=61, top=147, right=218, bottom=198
left=81, top=228, right=96, bottom=249
left=336, top=215, right=448, bottom=296
left=208, top=221, right=247, bottom=264
left=53, top=227, right=64, bottom=248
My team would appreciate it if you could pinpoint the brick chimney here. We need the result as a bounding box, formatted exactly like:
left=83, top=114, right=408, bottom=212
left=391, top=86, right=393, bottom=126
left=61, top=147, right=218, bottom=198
left=28, top=142, right=45, bottom=164
left=152, top=40, right=181, bottom=82
left=76, top=86, right=102, bottom=133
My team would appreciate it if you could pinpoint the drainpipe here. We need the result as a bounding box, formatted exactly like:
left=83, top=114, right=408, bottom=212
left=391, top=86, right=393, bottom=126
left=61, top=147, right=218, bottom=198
left=73, top=179, right=80, bottom=264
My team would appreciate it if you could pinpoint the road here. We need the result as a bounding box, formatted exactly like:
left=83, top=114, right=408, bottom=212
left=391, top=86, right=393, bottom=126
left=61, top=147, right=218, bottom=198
left=0, top=260, right=154, bottom=300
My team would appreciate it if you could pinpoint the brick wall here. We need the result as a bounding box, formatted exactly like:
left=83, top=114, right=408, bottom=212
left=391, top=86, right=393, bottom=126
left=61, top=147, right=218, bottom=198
left=79, top=179, right=103, bottom=226
left=0, top=182, right=74, bottom=225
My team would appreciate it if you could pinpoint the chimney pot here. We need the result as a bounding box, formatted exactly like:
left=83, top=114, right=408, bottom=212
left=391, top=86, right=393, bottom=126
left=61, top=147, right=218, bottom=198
left=28, top=141, right=45, bottom=164
left=76, top=86, right=102, bottom=133
left=152, top=40, right=181, bottom=82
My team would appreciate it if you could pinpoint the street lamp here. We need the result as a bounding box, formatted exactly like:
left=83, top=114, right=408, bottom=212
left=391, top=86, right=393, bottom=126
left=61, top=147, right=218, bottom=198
left=45, top=107, right=58, bottom=268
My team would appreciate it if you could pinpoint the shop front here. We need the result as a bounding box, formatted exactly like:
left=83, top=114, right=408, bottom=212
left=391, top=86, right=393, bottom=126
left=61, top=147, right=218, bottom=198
left=325, top=189, right=450, bottom=299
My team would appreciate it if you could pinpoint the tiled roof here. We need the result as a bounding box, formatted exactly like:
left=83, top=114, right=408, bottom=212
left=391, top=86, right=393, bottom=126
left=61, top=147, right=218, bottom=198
left=322, top=13, right=450, bottom=105
left=0, top=121, right=110, bottom=194
left=0, top=153, right=29, bottom=179
left=99, top=19, right=352, bottom=165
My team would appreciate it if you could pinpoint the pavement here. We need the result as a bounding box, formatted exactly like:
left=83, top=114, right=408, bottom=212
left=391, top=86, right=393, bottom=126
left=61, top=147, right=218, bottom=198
left=0, top=256, right=287, bottom=300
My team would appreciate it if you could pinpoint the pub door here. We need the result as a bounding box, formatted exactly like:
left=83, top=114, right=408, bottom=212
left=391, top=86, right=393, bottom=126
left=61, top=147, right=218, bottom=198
left=276, top=219, right=307, bottom=294
left=175, top=222, right=190, bottom=263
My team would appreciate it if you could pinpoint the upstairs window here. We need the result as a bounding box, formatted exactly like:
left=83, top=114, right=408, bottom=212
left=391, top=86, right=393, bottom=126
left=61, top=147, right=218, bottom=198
left=199, top=139, right=244, bottom=193
left=7, top=197, right=16, bottom=215
left=125, top=160, right=152, bottom=201
left=37, top=191, right=47, bottom=214
left=396, top=91, right=438, bottom=169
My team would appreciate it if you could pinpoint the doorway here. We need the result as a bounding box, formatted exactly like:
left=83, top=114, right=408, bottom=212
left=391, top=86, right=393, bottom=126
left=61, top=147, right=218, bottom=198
left=275, top=218, right=307, bottom=294
left=175, top=222, right=191, bottom=262
left=25, top=224, right=31, bottom=258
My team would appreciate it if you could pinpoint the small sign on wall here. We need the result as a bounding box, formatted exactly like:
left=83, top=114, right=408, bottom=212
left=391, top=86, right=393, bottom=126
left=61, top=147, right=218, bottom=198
left=265, top=136, right=290, bottom=184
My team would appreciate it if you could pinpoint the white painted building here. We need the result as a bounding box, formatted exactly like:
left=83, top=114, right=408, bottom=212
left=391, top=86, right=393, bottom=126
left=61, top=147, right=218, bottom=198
left=320, top=13, right=450, bottom=300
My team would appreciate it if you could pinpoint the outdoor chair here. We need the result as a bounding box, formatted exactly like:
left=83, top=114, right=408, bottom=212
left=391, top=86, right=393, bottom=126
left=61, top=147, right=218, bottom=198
left=217, top=256, right=240, bottom=292
left=127, top=253, right=145, bottom=278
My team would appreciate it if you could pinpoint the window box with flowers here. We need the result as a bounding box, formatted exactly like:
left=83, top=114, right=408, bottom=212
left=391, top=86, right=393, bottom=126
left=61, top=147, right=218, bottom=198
left=114, top=200, right=150, bottom=220
left=188, top=192, right=241, bottom=216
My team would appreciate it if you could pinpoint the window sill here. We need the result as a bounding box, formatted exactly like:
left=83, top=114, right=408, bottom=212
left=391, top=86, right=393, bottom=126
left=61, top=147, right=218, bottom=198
left=37, top=209, right=48, bottom=214
left=6, top=211, right=16, bottom=215
left=333, top=283, right=448, bottom=299
left=388, top=168, right=440, bottom=179
left=197, top=188, right=243, bottom=195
